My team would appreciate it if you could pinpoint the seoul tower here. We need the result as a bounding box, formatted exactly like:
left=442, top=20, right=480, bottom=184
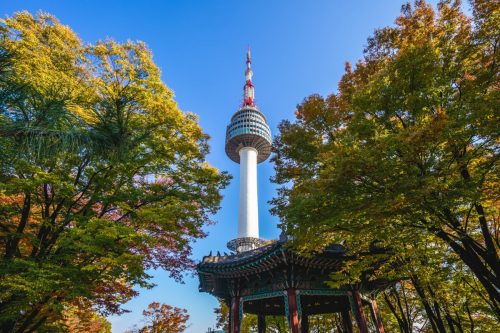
left=226, top=49, right=272, bottom=253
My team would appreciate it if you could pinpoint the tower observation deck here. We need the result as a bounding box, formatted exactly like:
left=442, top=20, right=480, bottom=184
left=225, top=49, right=272, bottom=253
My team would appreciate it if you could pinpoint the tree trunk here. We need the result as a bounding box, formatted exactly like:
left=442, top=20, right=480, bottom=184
left=411, top=276, right=445, bottom=333
left=383, top=291, right=410, bottom=333
left=434, top=229, right=500, bottom=317
left=5, top=193, right=31, bottom=259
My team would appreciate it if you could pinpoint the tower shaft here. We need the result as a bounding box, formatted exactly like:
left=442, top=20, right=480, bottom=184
left=238, top=147, right=259, bottom=242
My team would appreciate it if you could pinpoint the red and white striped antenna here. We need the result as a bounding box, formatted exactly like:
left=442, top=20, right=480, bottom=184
left=243, top=46, right=255, bottom=107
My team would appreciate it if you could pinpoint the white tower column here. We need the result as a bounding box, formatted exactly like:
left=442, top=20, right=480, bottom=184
left=238, top=147, right=259, bottom=239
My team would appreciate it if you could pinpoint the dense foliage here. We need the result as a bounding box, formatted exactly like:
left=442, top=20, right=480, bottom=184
left=60, top=298, right=111, bottom=333
left=272, top=0, right=498, bottom=332
left=0, top=12, right=229, bottom=332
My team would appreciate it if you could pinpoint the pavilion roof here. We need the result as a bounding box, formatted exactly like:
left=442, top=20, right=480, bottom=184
left=197, top=240, right=347, bottom=296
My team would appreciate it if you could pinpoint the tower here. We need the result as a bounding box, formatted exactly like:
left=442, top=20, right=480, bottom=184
left=225, top=49, right=272, bottom=253
left=198, top=50, right=388, bottom=333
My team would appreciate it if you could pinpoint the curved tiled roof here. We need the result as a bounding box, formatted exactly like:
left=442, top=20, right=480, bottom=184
left=197, top=240, right=346, bottom=277
left=197, top=240, right=391, bottom=300
left=199, top=241, right=280, bottom=267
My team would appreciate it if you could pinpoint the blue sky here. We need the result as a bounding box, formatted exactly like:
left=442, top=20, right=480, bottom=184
left=1, top=1, right=445, bottom=332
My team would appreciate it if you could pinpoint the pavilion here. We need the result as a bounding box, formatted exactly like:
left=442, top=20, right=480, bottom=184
left=197, top=236, right=387, bottom=333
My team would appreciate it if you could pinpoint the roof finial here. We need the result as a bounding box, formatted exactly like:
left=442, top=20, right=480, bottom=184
left=243, top=47, right=255, bottom=107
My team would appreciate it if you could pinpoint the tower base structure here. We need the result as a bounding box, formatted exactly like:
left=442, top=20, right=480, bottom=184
left=227, top=237, right=266, bottom=253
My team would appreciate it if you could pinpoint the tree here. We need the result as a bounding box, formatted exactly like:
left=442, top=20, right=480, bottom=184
left=214, top=299, right=229, bottom=332
left=0, top=12, right=229, bottom=332
left=61, top=298, right=112, bottom=333
left=272, top=0, right=498, bottom=324
left=374, top=240, right=498, bottom=333
left=133, top=302, right=189, bottom=333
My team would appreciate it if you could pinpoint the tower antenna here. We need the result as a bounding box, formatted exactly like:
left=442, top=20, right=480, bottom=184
left=243, top=46, right=254, bottom=107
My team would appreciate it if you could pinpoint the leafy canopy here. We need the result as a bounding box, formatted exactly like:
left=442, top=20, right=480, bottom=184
left=125, top=302, right=189, bottom=333
left=0, top=11, right=229, bottom=332
left=272, top=0, right=499, bottom=320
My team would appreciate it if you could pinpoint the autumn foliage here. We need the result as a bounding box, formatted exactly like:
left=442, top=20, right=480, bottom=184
left=137, top=302, right=189, bottom=333
left=0, top=12, right=229, bottom=332
left=272, top=0, right=498, bottom=332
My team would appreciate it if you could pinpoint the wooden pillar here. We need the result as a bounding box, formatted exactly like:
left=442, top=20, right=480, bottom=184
left=370, top=296, right=385, bottom=333
left=300, top=314, right=309, bottom=333
left=257, top=314, right=266, bottom=333
left=352, top=291, right=369, bottom=333
left=230, top=296, right=241, bottom=333
left=341, top=310, right=353, bottom=333
left=286, top=289, right=300, bottom=333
